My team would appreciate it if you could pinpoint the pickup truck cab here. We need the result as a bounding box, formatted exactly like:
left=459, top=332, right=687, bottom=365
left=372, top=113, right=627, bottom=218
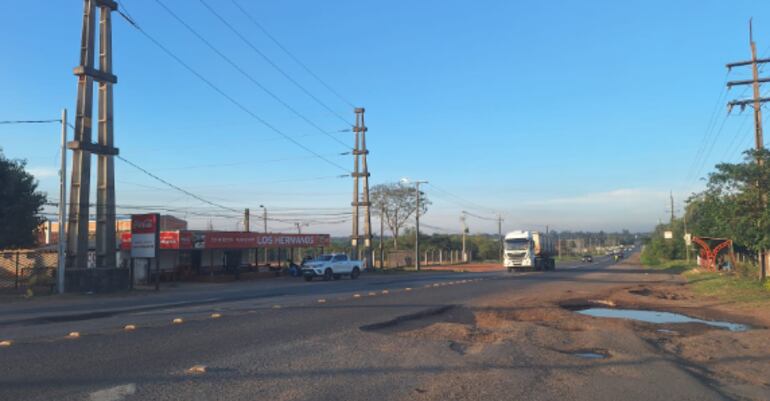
left=302, top=253, right=361, bottom=282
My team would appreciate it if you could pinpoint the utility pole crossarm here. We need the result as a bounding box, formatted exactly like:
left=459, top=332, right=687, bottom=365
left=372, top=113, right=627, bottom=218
left=728, top=98, right=770, bottom=109
left=727, top=77, right=770, bottom=88
left=726, top=57, right=770, bottom=69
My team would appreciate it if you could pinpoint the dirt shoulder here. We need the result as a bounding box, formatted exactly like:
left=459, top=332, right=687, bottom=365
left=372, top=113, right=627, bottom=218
left=379, top=255, right=770, bottom=400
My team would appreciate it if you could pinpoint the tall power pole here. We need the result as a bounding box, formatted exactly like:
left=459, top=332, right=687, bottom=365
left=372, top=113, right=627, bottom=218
left=58, top=109, right=68, bottom=294
left=497, top=214, right=503, bottom=262
left=67, top=0, right=119, bottom=270
left=669, top=191, right=675, bottom=224
left=351, top=108, right=372, bottom=266
left=351, top=110, right=361, bottom=260
left=244, top=208, right=250, bottom=232
left=727, top=19, right=770, bottom=280
left=460, top=215, right=467, bottom=263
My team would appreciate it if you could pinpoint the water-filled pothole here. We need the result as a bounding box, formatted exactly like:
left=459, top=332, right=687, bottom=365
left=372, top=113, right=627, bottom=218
left=559, top=348, right=610, bottom=359
left=572, top=352, right=607, bottom=359
left=576, top=308, right=749, bottom=332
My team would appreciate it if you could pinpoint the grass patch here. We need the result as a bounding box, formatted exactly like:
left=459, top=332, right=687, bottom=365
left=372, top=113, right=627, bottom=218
left=684, top=270, right=770, bottom=304
left=644, top=259, right=695, bottom=274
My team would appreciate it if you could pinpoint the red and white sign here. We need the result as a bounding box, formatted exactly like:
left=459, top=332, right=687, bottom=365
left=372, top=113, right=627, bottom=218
left=130, top=213, right=160, bottom=258
left=121, top=231, right=330, bottom=250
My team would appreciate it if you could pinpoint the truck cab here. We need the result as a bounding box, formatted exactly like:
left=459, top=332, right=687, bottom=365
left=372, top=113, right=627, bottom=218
left=503, top=230, right=555, bottom=271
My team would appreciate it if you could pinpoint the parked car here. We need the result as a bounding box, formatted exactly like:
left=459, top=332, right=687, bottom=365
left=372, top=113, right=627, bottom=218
left=301, top=253, right=361, bottom=282
left=581, top=254, right=593, bottom=263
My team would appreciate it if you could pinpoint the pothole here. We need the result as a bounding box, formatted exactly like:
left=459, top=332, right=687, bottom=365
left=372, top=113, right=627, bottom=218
left=573, top=307, right=750, bottom=332
left=569, top=349, right=610, bottom=359
left=360, top=305, right=475, bottom=334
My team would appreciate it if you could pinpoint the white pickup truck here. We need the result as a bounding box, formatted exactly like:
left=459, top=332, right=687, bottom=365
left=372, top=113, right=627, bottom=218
left=301, top=253, right=362, bottom=282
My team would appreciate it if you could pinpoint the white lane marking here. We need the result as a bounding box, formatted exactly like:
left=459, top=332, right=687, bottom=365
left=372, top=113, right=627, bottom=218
left=89, top=383, right=136, bottom=401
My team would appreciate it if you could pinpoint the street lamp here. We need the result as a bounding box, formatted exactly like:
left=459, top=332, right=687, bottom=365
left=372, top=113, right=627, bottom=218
left=401, top=178, right=428, bottom=271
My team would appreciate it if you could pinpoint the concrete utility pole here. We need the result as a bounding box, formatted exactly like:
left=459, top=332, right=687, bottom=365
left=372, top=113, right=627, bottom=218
left=379, top=205, right=385, bottom=268
left=260, top=204, right=267, bottom=264
left=350, top=108, right=372, bottom=266
left=402, top=178, right=427, bottom=271
left=244, top=208, right=250, bottom=232
left=57, top=109, right=68, bottom=294
left=67, top=0, right=120, bottom=271
left=670, top=191, right=675, bottom=224
left=460, top=215, right=467, bottom=262
left=683, top=210, right=690, bottom=264
left=726, top=19, right=770, bottom=280
left=497, top=214, right=503, bottom=262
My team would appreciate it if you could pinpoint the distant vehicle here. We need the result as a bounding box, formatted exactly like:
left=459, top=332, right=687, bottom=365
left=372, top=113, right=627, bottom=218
left=581, top=254, right=593, bottom=263
left=504, top=230, right=555, bottom=272
left=301, top=253, right=361, bottom=282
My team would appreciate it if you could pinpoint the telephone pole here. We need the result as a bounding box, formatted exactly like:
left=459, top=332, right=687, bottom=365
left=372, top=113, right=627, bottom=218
left=460, top=215, right=467, bottom=263
left=727, top=19, right=770, bottom=280
left=379, top=205, right=385, bottom=268
left=57, top=109, right=68, bottom=294
left=497, top=214, right=504, bottom=262
left=244, top=208, right=250, bottom=232
left=669, top=191, right=675, bottom=224
left=67, top=0, right=119, bottom=271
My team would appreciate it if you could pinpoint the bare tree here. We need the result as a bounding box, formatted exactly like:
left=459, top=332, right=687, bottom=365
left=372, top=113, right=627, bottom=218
left=370, top=182, right=430, bottom=249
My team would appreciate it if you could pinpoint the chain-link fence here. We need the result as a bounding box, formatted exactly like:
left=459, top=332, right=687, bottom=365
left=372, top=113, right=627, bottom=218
left=0, top=250, right=58, bottom=293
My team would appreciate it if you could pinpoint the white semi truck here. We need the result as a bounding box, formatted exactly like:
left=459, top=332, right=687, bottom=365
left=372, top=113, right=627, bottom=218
left=503, top=230, right=556, bottom=272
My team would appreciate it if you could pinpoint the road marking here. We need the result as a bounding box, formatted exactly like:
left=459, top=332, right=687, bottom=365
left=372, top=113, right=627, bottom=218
left=123, top=324, right=136, bottom=331
left=67, top=331, right=80, bottom=339
left=172, top=318, right=184, bottom=324
left=353, top=293, right=361, bottom=298
left=88, top=383, right=136, bottom=401
left=381, top=290, right=389, bottom=294
left=432, top=283, right=440, bottom=287
left=272, top=304, right=281, bottom=309
left=368, top=292, right=376, bottom=296
left=210, top=313, right=222, bottom=319
left=186, top=365, right=207, bottom=374
left=405, top=287, right=412, bottom=291
left=0, top=340, right=11, bottom=347
left=317, top=299, right=326, bottom=303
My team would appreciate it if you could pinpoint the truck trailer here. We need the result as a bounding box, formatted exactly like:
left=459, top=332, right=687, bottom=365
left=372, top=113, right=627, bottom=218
left=503, top=230, right=555, bottom=271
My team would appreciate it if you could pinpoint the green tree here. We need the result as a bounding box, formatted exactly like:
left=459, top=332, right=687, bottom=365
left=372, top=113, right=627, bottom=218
left=685, top=148, right=770, bottom=277
left=0, top=150, right=47, bottom=249
left=370, top=182, right=430, bottom=249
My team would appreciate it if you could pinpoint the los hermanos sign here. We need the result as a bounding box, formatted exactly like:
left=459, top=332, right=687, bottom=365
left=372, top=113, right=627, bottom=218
left=130, top=213, right=160, bottom=258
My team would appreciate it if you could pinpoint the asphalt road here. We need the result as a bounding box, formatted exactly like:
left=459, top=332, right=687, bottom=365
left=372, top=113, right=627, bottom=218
left=0, top=256, right=731, bottom=401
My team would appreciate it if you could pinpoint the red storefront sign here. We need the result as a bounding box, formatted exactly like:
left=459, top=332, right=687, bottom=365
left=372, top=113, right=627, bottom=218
left=121, top=231, right=330, bottom=250
left=130, top=213, right=160, bottom=258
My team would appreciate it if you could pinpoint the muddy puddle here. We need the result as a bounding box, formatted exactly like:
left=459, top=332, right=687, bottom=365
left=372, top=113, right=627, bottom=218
left=575, top=307, right=750, bottom=332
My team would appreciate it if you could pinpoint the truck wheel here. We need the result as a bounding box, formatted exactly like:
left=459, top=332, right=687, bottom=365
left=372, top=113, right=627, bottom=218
left=304, top=276, right=313, bottom=282
left=351, top=267, right=360, bottom=279
left=507, top=266, right=512, bottom=273
left=323, top=269, right=333, bottom=281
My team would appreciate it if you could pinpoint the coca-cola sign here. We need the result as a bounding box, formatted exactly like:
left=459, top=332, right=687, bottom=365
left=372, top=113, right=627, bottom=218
left=131, top=213, right=160, bottom=258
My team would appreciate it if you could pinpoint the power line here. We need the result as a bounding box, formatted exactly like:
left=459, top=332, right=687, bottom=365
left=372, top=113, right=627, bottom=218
left=152, top=0, right=350, bottom=150
left=0, top=119, right=61, bottom=125
left=199, top=0, right=352, bottom=126
left=116, top=4, right=350, bottom=173
left=116, top=155, right=242, bottom=214
left=229, top=0, right=355, bottom=109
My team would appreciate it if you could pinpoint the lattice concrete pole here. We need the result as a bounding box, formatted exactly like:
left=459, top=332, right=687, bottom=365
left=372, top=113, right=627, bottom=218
left=96, top=1, right=118, bottom=268
left=358, top=108, right=373, bottom=267
left=351, top=110, right=361, bottom=260
left=67, top=0, right=97, bottom=269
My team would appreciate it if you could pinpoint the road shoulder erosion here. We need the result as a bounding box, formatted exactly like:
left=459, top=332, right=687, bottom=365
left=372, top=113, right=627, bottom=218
left=361, top=260, right=768, bottom=401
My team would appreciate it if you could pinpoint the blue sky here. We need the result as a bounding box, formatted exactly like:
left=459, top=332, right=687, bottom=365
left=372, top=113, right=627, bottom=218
left=1, top=0, right=770, bottom=235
